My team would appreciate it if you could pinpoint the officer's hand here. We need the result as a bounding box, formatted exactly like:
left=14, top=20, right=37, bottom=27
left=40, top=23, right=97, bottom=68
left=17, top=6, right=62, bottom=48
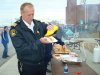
left=47, top=25, right=54, bottom=31
left=62, top=45, right=67, bottom=49
left=40, top=37, right=51, bottom=44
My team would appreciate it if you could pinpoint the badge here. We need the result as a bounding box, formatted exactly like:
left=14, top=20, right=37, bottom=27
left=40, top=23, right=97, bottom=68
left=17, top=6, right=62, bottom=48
left=37, top=31, right=40, bottom=34
left=10, top=29, right=17, bottom=37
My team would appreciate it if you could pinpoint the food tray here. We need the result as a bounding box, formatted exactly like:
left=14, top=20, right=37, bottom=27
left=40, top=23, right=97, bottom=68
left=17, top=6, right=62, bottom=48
left=53, top=54, right=61, bottom=60
left=62, top=59, right=82, bottom=65
left=61, top=54, right=82, bottom=65
left=53, top=44, right=71, bottom=54
left=54, top=52, right=70, bottom=54
left=53, top=48, right=71, bottom=54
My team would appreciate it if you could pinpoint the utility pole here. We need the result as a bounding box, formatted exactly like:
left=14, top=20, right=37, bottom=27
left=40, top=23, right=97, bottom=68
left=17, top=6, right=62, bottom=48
left=80, top=0, right=87, bottom=24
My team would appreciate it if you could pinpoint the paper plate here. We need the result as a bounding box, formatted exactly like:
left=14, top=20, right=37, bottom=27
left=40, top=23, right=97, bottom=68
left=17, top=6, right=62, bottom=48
left=46, top=36, right=58, bottom=43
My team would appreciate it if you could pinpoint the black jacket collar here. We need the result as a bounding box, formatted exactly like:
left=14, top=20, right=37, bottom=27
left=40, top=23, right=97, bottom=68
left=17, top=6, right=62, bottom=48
left=19, top=16, right=37, bottom=32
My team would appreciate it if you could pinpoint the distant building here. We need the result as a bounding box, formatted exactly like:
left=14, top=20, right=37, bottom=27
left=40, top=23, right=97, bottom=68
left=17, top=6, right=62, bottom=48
left=66, top=0, right=100, bottom=25
left=66, top=0, right=77, bottom=25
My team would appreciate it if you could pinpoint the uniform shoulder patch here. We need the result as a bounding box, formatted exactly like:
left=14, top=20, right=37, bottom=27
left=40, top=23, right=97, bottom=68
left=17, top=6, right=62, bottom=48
left=10, top=29, right=17, bottom=37
left=11, top=23, right=17, bottom=27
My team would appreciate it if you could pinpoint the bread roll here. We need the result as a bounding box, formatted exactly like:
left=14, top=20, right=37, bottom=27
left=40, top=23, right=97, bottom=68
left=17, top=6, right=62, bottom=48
left=53, top=44, right=71, bottom=53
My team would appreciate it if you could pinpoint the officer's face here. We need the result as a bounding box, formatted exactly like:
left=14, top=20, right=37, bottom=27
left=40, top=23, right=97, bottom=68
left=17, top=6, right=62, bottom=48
left=21, top=6, right=34, bottom=24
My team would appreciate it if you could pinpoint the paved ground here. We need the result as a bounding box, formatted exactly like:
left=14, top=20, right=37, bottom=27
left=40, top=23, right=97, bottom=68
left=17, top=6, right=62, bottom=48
left=0, top=55, right=52, bottom=75
left=0, top=34, right=15, bottom=67
left=0, top=55, right=19, bottom=75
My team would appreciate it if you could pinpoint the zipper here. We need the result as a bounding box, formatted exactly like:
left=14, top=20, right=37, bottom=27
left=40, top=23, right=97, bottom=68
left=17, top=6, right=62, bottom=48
left=20, top=62, right=23, bottom=72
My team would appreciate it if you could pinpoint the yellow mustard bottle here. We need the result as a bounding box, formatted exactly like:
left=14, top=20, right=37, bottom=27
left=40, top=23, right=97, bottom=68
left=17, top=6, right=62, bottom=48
left=45, top=25, right=59, bottom=36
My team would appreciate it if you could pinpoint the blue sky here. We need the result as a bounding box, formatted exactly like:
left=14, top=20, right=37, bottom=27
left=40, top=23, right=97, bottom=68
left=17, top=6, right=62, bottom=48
left=0, top=0, right=100, bottom=26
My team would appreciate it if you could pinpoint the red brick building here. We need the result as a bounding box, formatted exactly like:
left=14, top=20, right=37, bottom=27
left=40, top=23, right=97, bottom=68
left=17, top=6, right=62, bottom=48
left=66, top=0, right=100, bottom=25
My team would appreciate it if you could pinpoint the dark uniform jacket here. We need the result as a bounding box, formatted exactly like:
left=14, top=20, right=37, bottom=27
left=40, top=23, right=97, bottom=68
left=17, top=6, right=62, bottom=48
left=10, top=17, right=47, bottom=65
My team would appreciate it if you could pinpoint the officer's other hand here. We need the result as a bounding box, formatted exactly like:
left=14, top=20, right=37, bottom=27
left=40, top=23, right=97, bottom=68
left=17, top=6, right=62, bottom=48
left=40, top=37, right=51, bottom=44
left=47, top=25, right=54, bottom=31
left=62, top=45, right=67, bottom=49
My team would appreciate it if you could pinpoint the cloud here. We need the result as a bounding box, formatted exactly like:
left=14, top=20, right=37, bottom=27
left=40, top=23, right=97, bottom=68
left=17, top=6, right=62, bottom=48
left=35, top=10, right=65, bottom=20
left=0, top=0, right=66, bottom=26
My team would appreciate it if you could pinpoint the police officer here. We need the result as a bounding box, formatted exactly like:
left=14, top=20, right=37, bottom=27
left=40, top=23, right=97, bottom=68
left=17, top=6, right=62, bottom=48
left=9, top=2, right=54, bottom=75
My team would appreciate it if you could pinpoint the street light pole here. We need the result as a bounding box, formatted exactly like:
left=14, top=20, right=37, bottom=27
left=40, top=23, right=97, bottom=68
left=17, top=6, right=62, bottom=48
left=83, top=0, right=87, bottom=24
left=80, top=0, right=87, bottom=24
left=85, top=4, right=86, bottom=24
